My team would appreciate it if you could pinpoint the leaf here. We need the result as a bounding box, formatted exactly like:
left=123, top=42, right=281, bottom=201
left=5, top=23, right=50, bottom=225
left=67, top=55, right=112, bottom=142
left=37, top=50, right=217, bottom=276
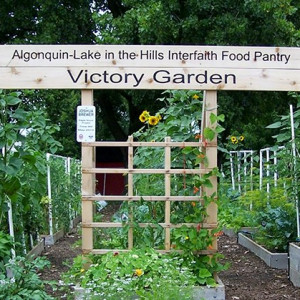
left=209, top=113, right=218, bottom=124
left=181, top=146, right=194, bottom=154
left=3, top=177, right=21, bottom=196
left=204, top=127, right=215, bottom=141
left=276, top=133, right=289, bottom=142
left=215, top=125, right=225, bottom=133
left=198, top=268, right=212, bottom=278
left=217, top=114, right=225, bottom=122
left=266, top=121, right=282, bottom=129
left=5, top=95, right=22, bottom=106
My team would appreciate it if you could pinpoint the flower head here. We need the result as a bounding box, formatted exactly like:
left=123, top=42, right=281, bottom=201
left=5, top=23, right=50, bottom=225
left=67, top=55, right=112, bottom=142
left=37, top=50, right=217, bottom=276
left=213, top=231, right=224, bottom=237
left=135, top=269, right=143, bottom=277
left=148, top=116, right=159, bottom=126
left=230, top=136, right=238, bottom=144
left=139, top=110, right=150, bottom=123
left=197, top=223, right=201, bottom=232
left=193, top=186, right=200, bottom=194
left=239, top=135, right=245, bottom=141
left=192, top=94, right=200, bottom=99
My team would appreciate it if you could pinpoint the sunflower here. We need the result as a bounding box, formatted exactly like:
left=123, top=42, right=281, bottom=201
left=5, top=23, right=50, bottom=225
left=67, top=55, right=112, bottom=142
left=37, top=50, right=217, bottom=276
left=148, top=116, right=159, bottom=126
left=239, top=135, right=245, bottom=141
left=139, top=110, right=150, bottom=123
left=230, top=136, right=238, bottom=144
left=139, top=114, right=147, bottom=123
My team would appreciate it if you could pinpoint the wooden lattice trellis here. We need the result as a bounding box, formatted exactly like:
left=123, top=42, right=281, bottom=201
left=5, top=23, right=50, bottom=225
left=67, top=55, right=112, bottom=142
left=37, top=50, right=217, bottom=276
left=81, top=90, right=218, bottom=255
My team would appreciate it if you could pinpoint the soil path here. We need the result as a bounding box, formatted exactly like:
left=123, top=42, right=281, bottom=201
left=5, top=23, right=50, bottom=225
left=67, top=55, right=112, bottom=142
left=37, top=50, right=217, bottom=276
left=40, top=213, right=300, bottom=299
left=218, top=235, right=300, bottom=300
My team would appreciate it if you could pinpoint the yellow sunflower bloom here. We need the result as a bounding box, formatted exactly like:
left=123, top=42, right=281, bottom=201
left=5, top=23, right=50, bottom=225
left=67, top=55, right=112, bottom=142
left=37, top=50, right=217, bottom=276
left=192, top=94, right=200, bottom=99
left=239, top=135, right=245, bottom=141
left=149, top=116, right=159, bottom=126
left=230, top=136, right=238, bottom=144
left=139, top=114, right=147, bottom=123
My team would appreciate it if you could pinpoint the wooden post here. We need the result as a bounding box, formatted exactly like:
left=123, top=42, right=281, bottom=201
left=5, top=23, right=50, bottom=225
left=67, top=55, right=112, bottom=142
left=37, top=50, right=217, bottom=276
left=164, top=137, right=171, bottom=250
left=128, top=135, right=134, bottom=249
left=203, top=91, right=218, bottom=249
left=81, top=90, right=95, bottom=253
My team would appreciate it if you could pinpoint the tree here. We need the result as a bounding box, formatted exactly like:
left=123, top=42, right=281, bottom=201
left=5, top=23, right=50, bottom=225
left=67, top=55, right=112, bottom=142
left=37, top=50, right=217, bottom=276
left=91, top=0, right=300, bottom=153
left=1, top=0, right=300, bottom=157
left=1, top=0, right=96, bottom=158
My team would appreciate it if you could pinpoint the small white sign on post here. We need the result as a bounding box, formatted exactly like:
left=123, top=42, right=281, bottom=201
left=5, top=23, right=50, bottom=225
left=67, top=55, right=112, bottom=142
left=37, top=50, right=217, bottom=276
left=76, top=105, right=96, bottom=142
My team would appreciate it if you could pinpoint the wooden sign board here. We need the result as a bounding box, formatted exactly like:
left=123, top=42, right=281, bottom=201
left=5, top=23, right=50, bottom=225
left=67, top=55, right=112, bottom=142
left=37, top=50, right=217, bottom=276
left=1, top=45, right=300, bottom=91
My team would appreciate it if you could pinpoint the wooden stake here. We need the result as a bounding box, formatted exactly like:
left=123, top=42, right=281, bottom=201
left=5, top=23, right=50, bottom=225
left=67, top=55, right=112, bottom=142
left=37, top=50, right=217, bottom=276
left=81, top=90, right=95, bottom=253
left=203, top=91, right=218, bottom=250
left=165, top=137, right=171, bottom=250
left=128, top=135, right=134, bottom=249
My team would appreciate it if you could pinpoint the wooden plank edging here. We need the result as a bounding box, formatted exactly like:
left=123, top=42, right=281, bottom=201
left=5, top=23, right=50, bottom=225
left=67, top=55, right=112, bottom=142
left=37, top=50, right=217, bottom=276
left=238, top=233, right=288, bottom=270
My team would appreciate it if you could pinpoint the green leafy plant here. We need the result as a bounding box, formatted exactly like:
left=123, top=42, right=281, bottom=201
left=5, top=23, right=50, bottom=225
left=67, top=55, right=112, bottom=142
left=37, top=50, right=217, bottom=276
left=62, top=248, right=227, bottom=299
left=0, top=89, right=64, bottom=254
left=0, top=231, right=14, bottom=272
left=0, top=256, right=55, bottom=299
left=254, top=205, right=297, bottom=252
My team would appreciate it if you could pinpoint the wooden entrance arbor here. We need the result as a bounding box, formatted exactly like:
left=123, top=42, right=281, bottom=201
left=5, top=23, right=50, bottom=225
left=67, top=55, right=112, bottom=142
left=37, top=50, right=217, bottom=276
left=1, top=44, right=300, bottom=254
left=81, top=90, right=217, bottom=254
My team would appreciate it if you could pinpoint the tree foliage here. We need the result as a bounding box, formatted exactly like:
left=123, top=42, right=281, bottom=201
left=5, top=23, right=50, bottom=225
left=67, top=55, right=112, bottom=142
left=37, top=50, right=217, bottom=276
left=1, top=0, right=300, bottom=157
left=92, top=0, right=300, bottom=153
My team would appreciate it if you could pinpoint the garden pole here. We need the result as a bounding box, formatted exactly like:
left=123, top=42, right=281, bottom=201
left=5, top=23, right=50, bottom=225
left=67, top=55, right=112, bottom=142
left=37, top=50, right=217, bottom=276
left=259, top=149, right=263, bottom=190
left=290, top=105, right=300, bottom=238
left=7, top=197, right=16, bottom=258
left=67, top=157, right=73, bottom=230
left=46, top=153, right=54, bottom=238
left=274, top=150, right=278, bottom=187
left=250, top=150, right=254, bottom=191
left=243, top=151, right=247, bottom=194
left=237, top=152, right=241, bottom=193
left=266, top=148, right=270, bottom=198
left=229, top=152, right=235, bottom=190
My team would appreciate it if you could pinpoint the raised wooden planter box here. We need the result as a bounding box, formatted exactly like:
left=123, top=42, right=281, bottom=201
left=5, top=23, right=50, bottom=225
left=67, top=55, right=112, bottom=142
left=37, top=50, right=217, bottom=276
left=41, top=229, right=64, bottom=246
left=289, top=242, right=300, bottom=287
left=238, top=233, right=288, bottom=270
left=26, top=239, right=45, bottom=259
left=73, top=277, right=225, bottom=300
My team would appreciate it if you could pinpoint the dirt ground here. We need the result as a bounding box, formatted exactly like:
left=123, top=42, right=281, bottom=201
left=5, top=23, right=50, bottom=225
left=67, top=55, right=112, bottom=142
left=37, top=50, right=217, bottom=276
left=40, top=206, right=300, bottom=299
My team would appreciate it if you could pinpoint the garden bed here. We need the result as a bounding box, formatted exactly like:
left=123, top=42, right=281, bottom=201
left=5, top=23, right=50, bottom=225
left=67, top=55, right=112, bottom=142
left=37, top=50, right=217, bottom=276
left=289, top=242, right=300, bottom=287
left=238, top=233, right=288, bottom=270
left=73, top=276, right=225, bottom=300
